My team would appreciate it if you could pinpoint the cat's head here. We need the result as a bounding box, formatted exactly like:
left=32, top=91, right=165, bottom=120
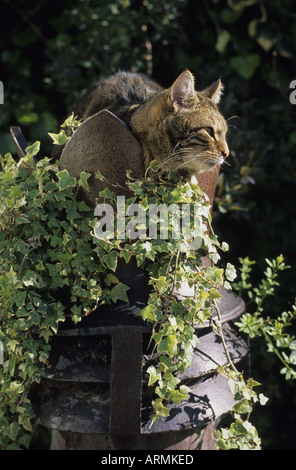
left=160, top=70, right=228, bottom=173
left=130, top=70, right=229, bottom=173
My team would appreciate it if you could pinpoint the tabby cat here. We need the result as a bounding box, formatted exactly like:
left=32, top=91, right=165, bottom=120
left=72, top=70, right=229, bottom=174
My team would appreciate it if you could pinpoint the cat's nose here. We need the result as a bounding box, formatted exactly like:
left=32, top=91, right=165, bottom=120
left=221, top=144, right=229, bottom=159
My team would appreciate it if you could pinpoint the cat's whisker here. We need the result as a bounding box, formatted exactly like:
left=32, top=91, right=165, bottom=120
left=199, top=154, right=219, bottom=172
left=226, top=115, right=240, bottom=122
left=227, top=124, right=238, bottom=132
left=173, top=142, right=181, bottom=152
left=221, top=159, right=232, bottom=167
left=162, top=147, right=195, bottom=165
left=175, top=151, right=208, bottom=170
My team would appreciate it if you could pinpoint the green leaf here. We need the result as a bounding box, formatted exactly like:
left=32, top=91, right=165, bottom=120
left=152, top=398, right=170, bottom=417
left=60, top=113, right=81, bottom=128
left=57, top=169, right=76, bottom=190
left=99, top=187, right=117, bottom=200
left=147, top=365, right=162, bottom=386
left=15, top=215, right=30, bottom=224
left=141, top=304, right=159, bottom=322
left=39, top=329, right=53, bottom=342
left=22, top=271, right=40, bottom=288
left=102, top=251, right=119, bottom=271
left=246, top=378, right=261, bottom=388
left=119, top=250, right=133, bottom=264
left=25, top=141, right=40, bottom=157
left=78, top=171, right=91, bottom=190
left=163, top=374, right=180, bottom=390
left=169, top=387, right=189, bottom=404
left=48, top=130, right=69, bottom=145
left=10, top=185, right=22, bottom=199
left=18, top=413, right=33, bottom=432
left=215, top=438, right=230, bottom=450
left=208, top=288, right=223, bottom=300
left=232, top=419, right=248, bottom=434
left=233, top=399, right=253, bottom=414
left=259, top=393, right=269, bottom=406
left=8, top=356, right=16, bottom=376
left=230, top=54, right=260, bottom=79
left=158, top=335, right=177, bottom=358
left=149, top=160, right=160, bottom=172
left=226, top=263, right=237, bottom=281
left=104, top=273, right=119, bottom=286
left=6, top=422, right=20, bottom=441
left=110, top=283, right=130, bottom=303
left=216, top=29, right=231, bottom=53
left=14, top=291, right=26, bottom=308
left=155, top=386, right=168, bottom=399
left=221, top=241, right=229, bottom=252
left=211, top=268, right=224, bottom=285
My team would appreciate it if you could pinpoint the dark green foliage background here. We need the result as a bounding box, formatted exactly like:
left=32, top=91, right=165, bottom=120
left=1, top=0, right=296, bottom=449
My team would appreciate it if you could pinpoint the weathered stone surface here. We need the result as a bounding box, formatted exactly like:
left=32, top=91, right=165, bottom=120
left=59, top=110, right=145, bottom=207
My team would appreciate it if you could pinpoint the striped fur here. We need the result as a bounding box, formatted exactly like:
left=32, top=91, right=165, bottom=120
left=73, top=70, right=229, bottom=174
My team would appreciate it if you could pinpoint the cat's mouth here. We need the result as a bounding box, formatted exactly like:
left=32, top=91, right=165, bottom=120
left=162, top=145, right=225, bottom=173
left=180, top=153, right=224, bottom=173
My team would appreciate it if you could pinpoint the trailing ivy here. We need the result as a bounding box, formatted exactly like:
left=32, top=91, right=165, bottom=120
left=214, top=255, right=296, bottom=449
left=0, top=146, right=109, bottom=449
left=91, top=165, right=232, bottom=422
left=0, top=127, right=295, bottom=449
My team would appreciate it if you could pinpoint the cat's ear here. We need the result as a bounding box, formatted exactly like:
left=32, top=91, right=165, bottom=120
left=200, top=79, right=223, bottom=104
left=169, top=70, right=196, bottom=111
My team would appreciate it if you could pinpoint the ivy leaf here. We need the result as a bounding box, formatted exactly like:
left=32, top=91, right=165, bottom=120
left=169, top=387, right=189, bottom=404
left=78, top=171, right=91, bottom=190
left=119, top=250, right=133, bottom=264
left=163, top=373, right=180, bottom=390
left=152, top=398, right=170, bottom=418
left=22, top=271, right=40, bottom=288
left=149, top=160, right=160, bottom=172
left=104, top=273, right=119, bottom=286
left=8, top=356, right=16, bottom=376
left=48, top=130, right=69, bottom=145
left=141, top=304, right=160, bottom=322
left=102, top=251, right=119, bottom=271
left=215, top=438, right=230, bottom=450
left=110, top=283, right=130, bottom=303
left=147, top=365, right=162, bottom=386
left=211, top=268, right=224, bottom=285
left=39, top=329, right=53, bottom=343
left=6, top=422, right=21, bottom=441
left=14, top=291, right=26, bottom=308
left=226, top=263, right=237, bottom=282
left=230, top=54, right=260, bottom=79
left=155, top=386, right=168, bottom=399
left=208, top=288, right=223, bottom=300
left=233, top=399, right=253, bottom=414
left=18, top=412, right=33, bottom=433
left=25, top=141, right=40, bottom=157
left=57, top=169, right=76, bottom=190
left=259, top=393, right=269, bottom=406
left=99, top=187, right=117, bottom=200
left=15, top=215, right=30, bottom=225
left=158, top=335, right=177, bottom=358
left=60, top=113, right=81, bottom=128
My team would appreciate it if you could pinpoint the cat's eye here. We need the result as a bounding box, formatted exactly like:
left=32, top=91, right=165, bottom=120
left=204, top=127, right=215, bottom=138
